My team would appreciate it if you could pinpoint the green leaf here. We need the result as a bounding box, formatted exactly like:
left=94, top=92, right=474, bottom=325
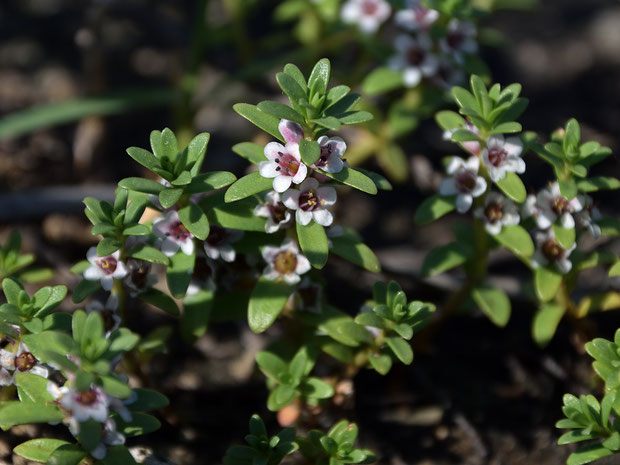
left=609, top=261, right=620, bottom=277
left=256, top=350, right=288, bottom=381
left=489, top=122, right=522, bottom=134
left=362, top=67, right=403, bottom=95
left=532, top=304, right=565, bottom=347
left=118, top=177, right=165, bottom=195
left=330, top=234, right=380, bottom=273
left=310, top=116, right=342, bottom=130
left=559, top=178, right=578, bottom=200
left=96, top=237, right=122, bottom=256
left=232, top=142, right=266, bottom=165
left=72, top=279, right=101, bottom=303
left=337, top=110, right=374, bottom=125
left=14, top=438, right=69, bottom=462
left=414, top=195, right=456, bottom=225
left=496, top=172, right=526, bottom=203
left=452, top=86, right=478, bottom=112
left=385, top=336, right=413, bottom=364
left=115, top=412, right=161, bottom=437
left=98, top=445, right=138, bottom=465
left=552, top=224, right=576, bottom=249
left=276, top=72, right=307, bottom=110
left=139, top=288, right=180, bottom=316
left=534, top=267, right=563, bottom=302
left=180, top=289, right=213, bottom=343
left=159, top=188, right=183, bottom=209
left=299, top=139, right=321, bottom=165
left=308, top=58, right=330, bottom=97
left=225, top=172, right=274, bottom=203
left=435, top=110, right=465, bottom=131
left=421, top=242, right=472, bottom=277
left=577, top=176, right=620, bottom=192
left=566, top=444, right=614, bottom=465
left=201, top=192, right=266, bottom=232
left=14, top=372, right=55, bottom=403
left=368, top=353, right=392, bottom=375
left=178, top=203, right=209, bottom=240
left=494, top=225, right=534, bottom=256
left=78, top=419, right=102, bottom=452
left=127, top=244, right=169, bottom=265
left=46, top=444, right=87, bottom=465
left=472, top=286, right=511, bottom=327
left=317, top=166, right=377, bottom=194
left=187, top=132, right=210, bottom=176
left=324, top=85, right=350, bottom=111
left=450, top=129, right=481, bottom=142
left=187, top=172, right=240, bottom=194
left=267, top=384, right=297, bottom=411
left=283, top=63, right=307, bottom=92
left=248, top=277, right=296, bottom=333
left=257, top=101, right=305, bottom=124
left=166, top=251, right=195, bottom=299
left=0, top=401, right=64, bottom=428
left=233, top=103, right=284, bottom=142
left=301, top=377, right=335, bottom=400
left=127, top=388, right=169, bottom=411
left=296, top=222, right=328, bottom=269
left=126, top=147, right=159, bottom=172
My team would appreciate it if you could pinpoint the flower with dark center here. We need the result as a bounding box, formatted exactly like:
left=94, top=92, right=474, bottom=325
left=123, top=259, right=156, bottom=297
left=282, top=178, right=337, bottom=226
left=439, top=156, right=487, bottom=213
left=574, top=195, right=601, bottom=238
left=204, top=226, right=242, bottom=263
left=531, top=229, right=575, bottom=274
left=259, top=142, right=307, bottom=193
left=84, top=248, right=128, bottom=291
left=443, top=119, right=481, bottom=156
left=439, top=19, right=478, bottom=64
left=341, top=0, right=391, bottom=33
left=0, top=342, right=49, bottom=386
left=153, top=210, right=195, bottom=257
left=524, top=182, right=583, bottom=230
left=262, top=239, right=311, bottom=284
left=254, top=191, right=293, bottom=233
left=87, top=295, right=121, bottom=336
left=388, top=34, right=439, bottom=88
left=481, top=135, right=525, bottom=182
left=395, top=0, right=439, bottom=31
left=312, top=136, right=346, bottom=174
left=474, top=192, right=520, bottom=235
left=15, top=352, right=36, bottom=372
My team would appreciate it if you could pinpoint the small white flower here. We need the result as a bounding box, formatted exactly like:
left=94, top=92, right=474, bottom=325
left=123, top=259, right=157, bottom=297
left=0, top=342, right=49, bottom=386
left=388, top=33, right=439, bottom=88
left=259, top=140, right=308, bottom=193
left=49, top=383, right=110, bottom=433
left=91, top=419, right=126, bottom=460
left=341, top=0, right=391, bottom=34
left=395, top=0, right=439, bottom=31
left=313, top=136, right=347, bottom=174
left=153, top=210, right=195, bottom=257
left=481, top=135, right=525, bottom=182
left=204, top=227, right=242, bottom=263
left=531, top=229, right=575, bottom=274
left=254, top=191, right=293, bottom=234
left=84, top=248, right=128, bottom=291
left=439, top=19, right=478, bottom=63
left=442, top=119, right=481, bottom=156
left=262, top=239, right=311, bottom=285
left=574, top=194, right=602, bottom=238
left=526, top=182, right=583, bottom=230
left=439, top=156, right=487, bottom=213
left=86, top=295, right=121, bottom=336
left=473, top=192, right=520, bottom=235
left=282, top=178, right=337, bottom=227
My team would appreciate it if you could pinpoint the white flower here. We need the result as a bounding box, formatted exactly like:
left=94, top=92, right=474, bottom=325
left=439, top=19, right=478, bottom=63
left=574, top=195, right=602, bottom=238
left=313, top=136, right=347, bottom=174
left=86, top=295, right=121, bottom=336
left=48, top=383, right=110, bottom=433
left=204, top=227, right=242, bottom=263
left=341, top=0, right=391, bottom=33
left=442, top=119, right=481, bottom=156
left=531, top=229, right=575, bottom=274
left=254, top=191, right=293, bottom=234
left=282, top=178, right=337, bottom=227
left=439, top=156, right=487, bottom=213
left=525, top=182, right=583, bottom=230
left=473, top=192, right=520, bottom=235
left=431, top=56, right=466, bottom=90
left=395, top=0, right=439, bottom=31
left=123, top=259, right=157, bottom=297
left=153, top=210, right=195, bottom=257
left=481, top=135, right=525, bottom=182
left=0, top=342, right=49, bottom=386
left=388, top=34, right=439, bottom=88
left=84, top=248, right=128, bottom=291
left=91, top=419, right=126, bottom=460
left=259, top=139, right=308, bottom=193
left=262, top=239, right=311, bottom=285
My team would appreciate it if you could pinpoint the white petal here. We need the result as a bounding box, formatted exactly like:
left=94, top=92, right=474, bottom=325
left=556, top=258, right=572, bottom=274
left=313, top=209, right=333, bottom=227
left=471, top=177, right=487, bottom=197
left=505, top=137, right=523, bottom=157
left=456, top=194, right=473, bottom=213
left=464, top=156, right=480, bottom=172
left=161, top=238, right=181, bottom=257
left=101, top=276, right=114, bottom=291
left=264, top=142, right=286, bottom=162
left=219, top=246, right=236, bottom=263
left=204, top=244, right=219, bottom=260
left=273, top=175, right=293, bottom=193
left=295, top=254, right=311, bottom=275
left=292, top=163, right=308, bottom=184
left=439, top=178, right=458, bottom=196
left=180, top=239, right=195, bottom=256
left=299, top=177, right=319, bottom=192
left=86, top=247, right=99, bottom=264
left=112, top=261, right=128, bottom=279
left=283, top=273, right=302, bottom=285
left=258, top=161, right=279, bottom=178
left=403, top=68, right=422, bottom=88
left=296, top=210, right=313, bottom=226
left=91, top=444, right=107, bottom=460
left=279, top=119, right=303, bottom=144
left=325, top=157, right=344, bottom=173
left=84, top=266, right=105, bottom=281
left=282, top=189, right=300, bottom=209
left=263, top=269, right=280, bottom=281
left=318, top=186, right=337, bottom=205
left=446, top=157, right=464, bottom=174
left=536, top=214, right=553, bottom=230
left=486, top=222, right=502, bottom=235
left=560, top=213, right=575, bottom=229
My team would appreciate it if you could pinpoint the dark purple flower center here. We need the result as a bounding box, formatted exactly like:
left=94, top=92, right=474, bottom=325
left=542, top=239, right=563, bottom=262
left=315, top=144, right=334, bottom=168
left=206, top=226, right=230, bottom=247
left=407, top=47, right=425, bottom=65
left=76, top=389, right=98, bottom=406
left=101, top=310, right=117, bottom=333
left=299, top=190, right=322, bottom=212
left=455, top=169, right=477, bottom=193
left=126, top=259, right=151, bottom=292
left=166, top=221, right=192, bottom=241
left=447, top=30, right=465, bottom=49
left=15, top=352, right=36, bottom=372
left=274, top=251, right=298, bottom=274
left=268, top=202, right=288, bottom=224
left=487, top=147, right=508, bottom=167
left=274, top=151, right=301, bottom=176
left=95, top=256, right=118, bottom=275
left=484, top=202, right=503, bottom=223
left=362, top=0, right=378, bottom=15
left=552, top=197, right=569, bottom=216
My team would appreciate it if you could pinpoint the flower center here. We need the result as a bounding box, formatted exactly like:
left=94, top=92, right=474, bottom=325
left=487, top=148, right=507, bottom=167
left=206, top=226, right=230, bottom=246
left=315, top=144, right=334, bottom=168
left=269, top=202, right=288, bottom=224
left=407, top=48, right=425, bottom=65
left=447, top=30, right=465, bottom=49
left=484, top=202, right=503, bottom=223
left=127, top=260, right=151, bottom=290
left=552, top=197, right=569, bottom=216
left=274, top=152, right=300, bottom=176
left=76, top=389, right=98, bottom=406
left=101, top=310, right=117, bottom=333
left=455, top=169, right=477, bottom=193
left=542, top=239, right=563, bottom=261
left=95, top=257, right=118, bottom=275
left=166, top=221, right=192, bottom=241
left=299, top=190, right=321, bottom=212
left=15, top=352, right=37, bottom=372
left=362, top=0, right=378, bottom=15
left=274, top=251, right=298, bottom=275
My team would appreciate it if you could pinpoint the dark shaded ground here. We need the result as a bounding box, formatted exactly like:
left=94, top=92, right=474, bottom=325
left=1, top=0, right=620, bottom=464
